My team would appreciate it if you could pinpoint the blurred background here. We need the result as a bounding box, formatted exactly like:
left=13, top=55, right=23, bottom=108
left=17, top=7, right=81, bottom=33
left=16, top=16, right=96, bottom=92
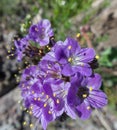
left=0, top=0, right=117, bottom=130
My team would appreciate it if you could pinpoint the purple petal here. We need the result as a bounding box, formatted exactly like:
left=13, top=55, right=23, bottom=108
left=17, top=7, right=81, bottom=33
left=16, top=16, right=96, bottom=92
left=88, top=90, right=108, bottom=108
left=32, top=99, right=44, bottom=107
left=62, top=63, right=74, bottom=76
left=43, top=83, right=53, bottom=97
left=17, top=52, right=23, bottom=61
left=63, top=82, right=71, bottom=91
left=39, top=37, right=49, bottom=46
left=76, top=102, right=92, bottom=120
left=70, top=72, right=83, bottom=84
left=67, top=86, right=79, bottom=106
left=74, top=63, right=92, bottom=76
left=43, top=105, right=53, bottom=122
left=40, top=19, right=51, bottom=29
left=24, top=98, right=31, bottom=108
left=87, top=73, right=102, bottom=89
left=48, top=29, right=54, bottom=37
left=55, top=108, right=64, bottom=117
left=31, top=82, right=41, bottom=93
left=32, top=105, right=41, bottom=119
left=55, top=45, right=68, bottom=64
left=65, top=103, right=77, bottom=119
left=54, top=97, right=64, bottom=111
left=42, top=51, right=56, bottom=62
left=55, top=41, right=63, bottom=46
left=41, top=115, right=48, bottom=130
left=64, top=37, right=81, bottom=57
left=29, top=24, right=38, bottom=38
left=78, top=48, right=95, bottom=62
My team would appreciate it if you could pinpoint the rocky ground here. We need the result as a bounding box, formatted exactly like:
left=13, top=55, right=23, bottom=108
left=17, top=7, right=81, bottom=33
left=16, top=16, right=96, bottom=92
left=0, top=0, right=117, bottom=130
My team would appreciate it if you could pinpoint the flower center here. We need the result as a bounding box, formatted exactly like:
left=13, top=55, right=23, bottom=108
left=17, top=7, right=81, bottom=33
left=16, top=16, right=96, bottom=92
left=68, top=57, right=72, bottom=63
left=72, top=56, right=82, bottom=66
left=68, top=55, right=83, bottom=66
left=77, top=87, right=89, bottom=99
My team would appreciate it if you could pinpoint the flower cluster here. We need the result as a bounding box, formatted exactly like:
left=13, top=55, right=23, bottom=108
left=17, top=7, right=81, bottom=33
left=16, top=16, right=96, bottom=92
left=15, top=19, right=108, bottom=130
left=14, top=19, right=54, bottom=61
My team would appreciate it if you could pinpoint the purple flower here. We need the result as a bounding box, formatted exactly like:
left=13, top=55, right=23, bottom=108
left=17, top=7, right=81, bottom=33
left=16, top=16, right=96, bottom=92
left=19, top=65, right=41, bottom=108
left=30, top=81, right=60, bottom=130
left=29, top=19, right=54, bottom=46
left=54, top=37, right=96, bottom=76
left=39, top=60, right=63, bottom=83
left=39, top=60, right=78, bottom=120
left=15, top=18, right=108, bottom=130
left=19, top=63, right=71, bottom=130
left=67, top=73, right=108, bottom=120
left=39, top=60, right=76, bottom=119
left=28, top=81, right=71, bottom=130
left=14, top=36, right=29, bottom=61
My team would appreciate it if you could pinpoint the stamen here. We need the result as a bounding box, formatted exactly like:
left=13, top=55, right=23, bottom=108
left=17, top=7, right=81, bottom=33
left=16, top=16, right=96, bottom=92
left=32, top=91, right=35, bottom=94
left=30, top=123, right=33, bottom=128
left=34, top=98, right=37, bottom=100
left=39, top=50, right=42, bottom=53
left=48, top=65, right=51, bottom=69
left=12, top=47, right=14, bottom=50
left=46, top=95, right=49, bottom=99
left=82, top=94, right=87, bottom=98
left=56, top=99, right=60, bottom=104
left=38, top=97, right=40, bottom=101
left=51, top=37, right=54, bottom=40
left=53, top=93, right=56, bottom=97
left=11, top=53, right=14, bottom=56
left=6, top=56, right=10, bottom=59
left=8, top=50, right=11, bottom=53
left=23, top=121, right=27, bottom=125
left=16, top=78, right=20, bottom=83
left=35, top=27, right=38, bottom=32
left=68, top=57, right=72, bottom=62
left=14, top=74, right=17, bottom=77
left=25, top=61, right=28, bottom=64
left=18, top=100, right=21, bottom=104
left=42, top=92, right=44, bottom=95
left=30, top=106, right=33, bottom=110
left=95, top=55, right=99, bottom=59
left=48, top=47, right=51, bottom=50
left=76, top=33, right=80, bottom=38
left=44, top=103, right=47, bottom=107
left=29, top=111, right=32, bottom=115
left=68, top=45, right=72, bottom=50
left=48, top=110, right=52, bottom=114
left=89, top=87, right=93, bottom=92
left=87, top=106, right=90, bottom=110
